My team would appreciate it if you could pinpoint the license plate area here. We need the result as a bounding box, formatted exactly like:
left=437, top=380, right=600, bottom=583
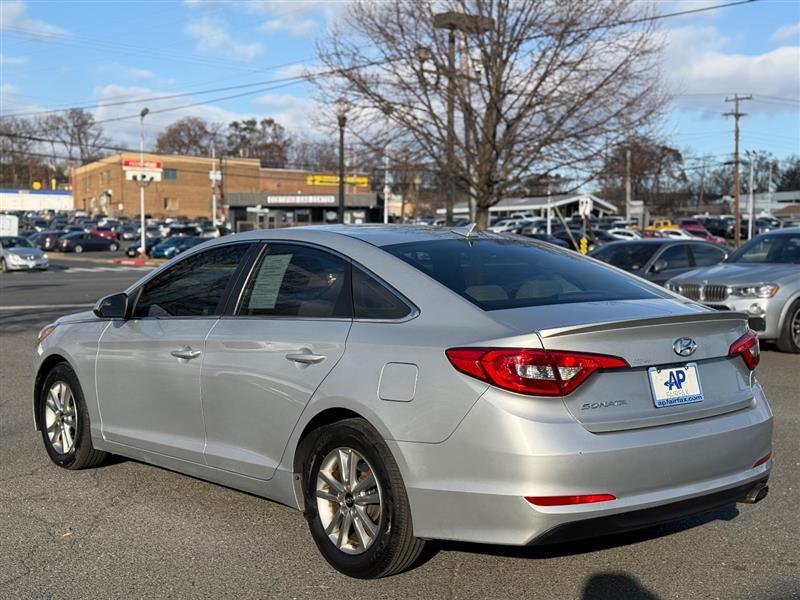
left=648, top=363, right=704, bottom=408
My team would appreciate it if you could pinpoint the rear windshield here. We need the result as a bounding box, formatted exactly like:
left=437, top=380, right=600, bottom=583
left=384, top=238, right=662, bottom=310
left=590, top=242, right=659, bottom=272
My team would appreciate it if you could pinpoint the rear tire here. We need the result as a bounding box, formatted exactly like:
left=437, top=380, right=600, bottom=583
left=109, top=243, right=118, bottom=251
left=0, top=258, right=7, bottom=273
left=74, top=245, right=83, bottom=253
left=302, top=418, right=424, bottom=579
left=777, top=300, right=800, bottom=353
left=39, top=363, right=108, bottom=469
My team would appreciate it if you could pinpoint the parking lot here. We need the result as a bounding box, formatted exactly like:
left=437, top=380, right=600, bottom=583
left=0, top=263, right=798, bottom=599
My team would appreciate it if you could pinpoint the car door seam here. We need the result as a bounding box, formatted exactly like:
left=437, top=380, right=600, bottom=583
left=199, top=318, right=222, bottom=465
left=95, top=320, right=113, bottom=440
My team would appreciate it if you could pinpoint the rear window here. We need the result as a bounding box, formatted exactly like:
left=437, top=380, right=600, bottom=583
left=384, top=238, right=662, bottom=310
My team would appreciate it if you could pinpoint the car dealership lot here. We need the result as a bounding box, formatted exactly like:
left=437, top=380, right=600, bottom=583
left=1, top=271, right=798, bottom=599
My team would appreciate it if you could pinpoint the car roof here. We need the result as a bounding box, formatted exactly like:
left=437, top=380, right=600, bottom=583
left=232, top=224, right=514, bottom=248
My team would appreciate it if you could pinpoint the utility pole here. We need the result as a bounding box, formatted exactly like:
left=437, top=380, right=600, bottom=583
left=723, top=94, right=751, bottom=248
left=748, top=153, right=755, bottom=241
left=625, top=147, right=632, bottom=223
left=383, top=154, right=391, bottom=224
left=767, top=162, right=773, bottom=217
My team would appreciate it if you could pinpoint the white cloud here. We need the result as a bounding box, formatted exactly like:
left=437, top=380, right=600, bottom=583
left=260, top=17, right=317, bottom=38
left=185, top=18, right=263, bottom=61
left=0, top=53, right=26, bottom=66
left=254, top=93, right=321, bottom=134
left=91, top=84, right=251, bottom=148
left=665, top=24, right=800, bottom=116
left=122, top=68, right=156, bottom=81
left=771, top=22, right=800, bottom=43
left=0, top=0, right=69, bottom=38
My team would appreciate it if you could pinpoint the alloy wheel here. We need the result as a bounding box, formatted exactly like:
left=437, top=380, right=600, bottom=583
left=44, top=381, right=78, bottom=454
left=315, top=447, right=383, bottom=555
left=792, top=307, right=800, bottom=347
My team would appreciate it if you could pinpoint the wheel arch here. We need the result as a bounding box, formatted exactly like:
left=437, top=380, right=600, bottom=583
left=776, top=291, right=800, bottom=334
left=33, top=353, right=72, bottom=431
left=290, top=406, right=394, bottom=512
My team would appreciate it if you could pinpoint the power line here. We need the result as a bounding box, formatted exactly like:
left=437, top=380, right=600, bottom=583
left=2, top=0, right=758, bottom=124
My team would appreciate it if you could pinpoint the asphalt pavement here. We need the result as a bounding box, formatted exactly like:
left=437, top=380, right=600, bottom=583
left=1, top=266, right=798, bottom=599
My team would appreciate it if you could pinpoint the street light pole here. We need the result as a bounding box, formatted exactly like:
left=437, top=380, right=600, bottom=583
left=433, top=11, right=493, bottom=228
left=138, top=107, right=149, bottom=259
left=335, top=99, right=349, bottom=224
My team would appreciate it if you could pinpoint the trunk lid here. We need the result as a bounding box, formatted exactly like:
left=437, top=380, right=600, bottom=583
left=491, top=300, right=754, bottom=432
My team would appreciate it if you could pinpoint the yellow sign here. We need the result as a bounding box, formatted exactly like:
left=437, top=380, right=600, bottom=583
left=32, top=181, right=42, bottom=190
left=579, top=237, right=588, bottom=255
left=306, top=174, right=369, bottom=187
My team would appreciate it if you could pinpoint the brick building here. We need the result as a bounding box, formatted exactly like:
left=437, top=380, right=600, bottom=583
left=72, top=153, right=376, bottom=226
left=71, top=153, right=261, bottom=220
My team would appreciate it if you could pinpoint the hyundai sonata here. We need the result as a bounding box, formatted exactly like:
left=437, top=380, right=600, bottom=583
left=33, top=226, right=772, bottom=578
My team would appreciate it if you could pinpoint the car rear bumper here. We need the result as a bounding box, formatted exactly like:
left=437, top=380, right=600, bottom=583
left=390, top=385, right=773, bottom=546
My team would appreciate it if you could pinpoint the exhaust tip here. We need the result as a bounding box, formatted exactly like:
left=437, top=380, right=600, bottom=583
left=742, top=482, right=769, bottom=504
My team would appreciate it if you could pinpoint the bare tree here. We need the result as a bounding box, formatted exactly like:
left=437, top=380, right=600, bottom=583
left=155, top=117, right=220, bottom=156
left=225, top=118, right=291, bottom=168
left=316, top=0, right=668, bottom=228
left=289, top=135, right=340, bottom=171
left=40, top=108, right=108, bottom=164
left=598, top=135, right=687, bottom=212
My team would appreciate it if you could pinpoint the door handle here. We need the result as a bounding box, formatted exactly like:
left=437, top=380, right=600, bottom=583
left=285, top=352, right=326, bottom=365
left=171, top=346, right=202, bottom=360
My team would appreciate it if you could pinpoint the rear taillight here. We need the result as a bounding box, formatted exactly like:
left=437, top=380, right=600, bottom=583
left=445, top=348, right=629, bottom=396
left=728, top=329, right=760, bottom=370
left=526, top=494, right=616, bottom=506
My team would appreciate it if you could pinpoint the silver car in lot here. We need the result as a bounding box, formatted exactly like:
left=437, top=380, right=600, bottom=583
left=1, top=235, right=49, bottom=272
left=667, top=228, right=800, bottom=353
left=33, top=226, right=772, bottom=578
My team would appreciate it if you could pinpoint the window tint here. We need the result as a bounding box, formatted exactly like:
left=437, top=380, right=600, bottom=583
left=385, top=238, right=662, bottom=311
left=591, top=242, right=659, bottom=272
left=352, top=267, right=411, bottom=320
left=691, top=244, right=726, bottom=267
left=657, top=245, right=690, bottom=269
left=134, top=243, right=249, bottom=318
left=239, top=244, right=350, bottom=318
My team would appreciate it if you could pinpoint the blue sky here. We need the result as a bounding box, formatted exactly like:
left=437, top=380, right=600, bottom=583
left=1, top=0, right=799, bottom=166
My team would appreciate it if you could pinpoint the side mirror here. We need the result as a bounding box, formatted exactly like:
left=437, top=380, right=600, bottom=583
left=93, top=292, right=128, bottom=319
left=650, top=259, right=668, bottom=274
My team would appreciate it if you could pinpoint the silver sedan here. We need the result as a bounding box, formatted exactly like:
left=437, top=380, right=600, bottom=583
left=667, top=228, right=800, bottom=353
left=33, top=226, right=773, bottom=578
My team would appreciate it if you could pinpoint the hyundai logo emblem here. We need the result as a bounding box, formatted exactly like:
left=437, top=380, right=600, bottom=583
left=673, top=337, right=697, bottom=357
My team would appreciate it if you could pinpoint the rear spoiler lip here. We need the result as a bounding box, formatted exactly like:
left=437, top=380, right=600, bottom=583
left=539, top=311, right=749, bottom=339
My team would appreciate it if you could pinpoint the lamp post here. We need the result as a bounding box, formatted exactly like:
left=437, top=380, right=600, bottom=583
left=138, top=107, right=149, bottom=259
left=432, top=11, right=493, bottom=227
left=335, top=98, right=349, bottom=224
left=413, top=175, right=422, bottom=221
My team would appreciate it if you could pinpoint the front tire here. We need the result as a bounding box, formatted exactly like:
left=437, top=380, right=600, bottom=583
left=302, top=418, right=424, bottom=578
left=39, top=363, right=108, bottom=469
left=0, top=258, right=8, bottom=273
left=777, top=300, right=800, bottom=353
left=109, top=243, right=118, bottom=251
left=74, top=245, right=83, bottom=253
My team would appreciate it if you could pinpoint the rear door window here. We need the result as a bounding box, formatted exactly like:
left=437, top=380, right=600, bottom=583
left=385, top=238, right=662, bottom=310
left=691, top=244, right=726, bottom=267
left=656, top=244, right=690, bottom=269
left=238, top=244, right=351, bottom=318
